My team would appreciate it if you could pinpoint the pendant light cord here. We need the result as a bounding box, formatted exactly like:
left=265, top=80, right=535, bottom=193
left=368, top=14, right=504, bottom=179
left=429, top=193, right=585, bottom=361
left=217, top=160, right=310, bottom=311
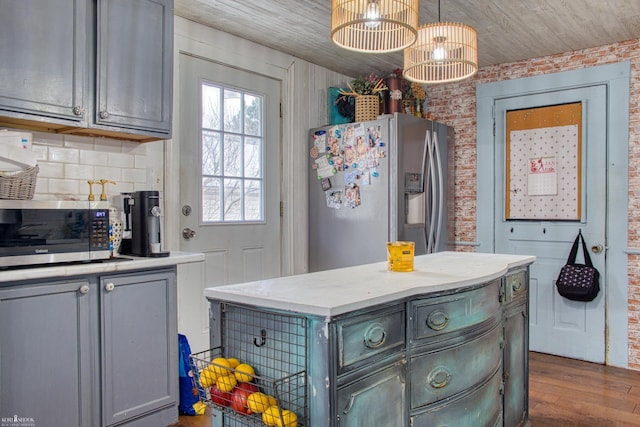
left=438, top=0, right=441, bottom=22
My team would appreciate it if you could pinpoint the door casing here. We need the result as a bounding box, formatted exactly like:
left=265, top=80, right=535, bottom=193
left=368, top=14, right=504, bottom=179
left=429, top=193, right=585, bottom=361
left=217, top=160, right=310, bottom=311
left=476, top=62, right=630, bottom=367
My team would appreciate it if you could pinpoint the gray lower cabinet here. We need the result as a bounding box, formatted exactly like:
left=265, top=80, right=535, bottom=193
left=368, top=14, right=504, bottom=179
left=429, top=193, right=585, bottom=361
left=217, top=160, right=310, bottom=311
left=0, top=268, right=178, bottom=427
left=0, top=0, right=173, bottom=141
left=0, top=279, right=94, bottom=427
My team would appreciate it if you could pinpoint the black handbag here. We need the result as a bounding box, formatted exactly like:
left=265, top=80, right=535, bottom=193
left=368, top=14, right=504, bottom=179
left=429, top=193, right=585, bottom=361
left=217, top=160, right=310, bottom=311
left=555, top=230, right=600, bottom=302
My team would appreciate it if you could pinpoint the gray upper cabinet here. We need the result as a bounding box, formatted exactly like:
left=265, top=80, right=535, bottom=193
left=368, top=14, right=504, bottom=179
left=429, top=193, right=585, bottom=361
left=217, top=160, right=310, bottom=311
left=95, top=0, right=173, bottom=136
left=0, top=0, right=87, bottom=122
left=0, top=0, right=173, bottom=141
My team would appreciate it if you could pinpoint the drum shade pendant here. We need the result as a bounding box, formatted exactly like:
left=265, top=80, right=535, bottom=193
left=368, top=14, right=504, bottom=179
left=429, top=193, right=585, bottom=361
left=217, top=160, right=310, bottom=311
left=331, top=0, right=419, bottom=53
left=403, top=1, right=477, bottom=84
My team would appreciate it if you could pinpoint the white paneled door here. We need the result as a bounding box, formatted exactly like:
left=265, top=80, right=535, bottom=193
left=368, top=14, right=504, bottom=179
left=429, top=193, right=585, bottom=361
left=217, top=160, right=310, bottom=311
left=494, top=85, right=607, bottom=363
left=178, top=53, right=282, bottom=352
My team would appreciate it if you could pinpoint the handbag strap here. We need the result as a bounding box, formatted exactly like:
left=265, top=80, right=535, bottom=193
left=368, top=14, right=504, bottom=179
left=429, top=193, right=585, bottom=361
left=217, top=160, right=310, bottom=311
left=566, top=230, right=594, bottom=267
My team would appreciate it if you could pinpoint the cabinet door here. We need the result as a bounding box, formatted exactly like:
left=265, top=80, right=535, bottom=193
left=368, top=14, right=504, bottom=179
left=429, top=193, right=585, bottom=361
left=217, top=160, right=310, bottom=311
left=336, top=362, right=406, bottom=427
left=0, top=280, right=94, bottom=427
left=0, top=0, right=87, bottom=122
left=95, top=0, right=173, bottom=135
left=100, top=270, right=177, bottom=426
left=503, top=301, right=529, bottom=427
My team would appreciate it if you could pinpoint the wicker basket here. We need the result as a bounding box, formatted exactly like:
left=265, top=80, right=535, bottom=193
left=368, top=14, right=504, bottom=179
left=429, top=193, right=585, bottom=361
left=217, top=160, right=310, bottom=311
left=0, top=165, right=39, bottom=199
left=355, top=95, right=380, bottom=122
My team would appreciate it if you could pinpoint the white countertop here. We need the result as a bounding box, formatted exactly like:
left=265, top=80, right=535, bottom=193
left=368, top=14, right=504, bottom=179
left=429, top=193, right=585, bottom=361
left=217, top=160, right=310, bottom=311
left=0, top=251, right=205, bottom=283
left=204, top=252, right=535, bottom=317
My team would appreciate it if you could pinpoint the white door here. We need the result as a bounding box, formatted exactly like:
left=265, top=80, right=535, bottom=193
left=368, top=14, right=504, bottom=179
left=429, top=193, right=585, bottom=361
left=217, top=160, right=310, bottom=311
left=178, top=54, right=282, bottom=350
left=494, top=85, right=607, bottom=363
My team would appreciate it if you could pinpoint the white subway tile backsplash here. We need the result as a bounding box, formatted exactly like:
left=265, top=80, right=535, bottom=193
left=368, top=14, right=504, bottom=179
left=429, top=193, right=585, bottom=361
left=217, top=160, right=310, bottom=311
left=49, top=147, right=80, bottom=164
left=80, top=150, right=106, bottom=166
left=7, top=128, right=163, bottom=201
left=37, top=162, right=64, bottom=178
left=64, top=163, right=94, bottom=180
left=108, top=152, right=134, bottom=168
left=49, top=178, right=80, bottom=196
left=121, top=167, right=146, bottom=183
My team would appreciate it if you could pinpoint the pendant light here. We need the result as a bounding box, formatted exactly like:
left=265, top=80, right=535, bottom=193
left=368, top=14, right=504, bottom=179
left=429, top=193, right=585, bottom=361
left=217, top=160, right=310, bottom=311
left=331, top=0, right=419, bottom=53
left=403, top=0, right=478, bottom=84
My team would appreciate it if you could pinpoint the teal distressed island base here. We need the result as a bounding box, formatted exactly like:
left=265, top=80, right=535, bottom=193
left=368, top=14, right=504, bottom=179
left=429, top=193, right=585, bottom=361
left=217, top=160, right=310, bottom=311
left=203, top=251, right=535, bottom=427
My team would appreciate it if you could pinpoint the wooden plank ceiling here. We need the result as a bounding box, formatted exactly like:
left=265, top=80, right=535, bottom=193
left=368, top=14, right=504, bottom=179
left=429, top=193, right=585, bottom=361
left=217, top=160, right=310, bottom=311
left=174, top=0, right=640, bottom=78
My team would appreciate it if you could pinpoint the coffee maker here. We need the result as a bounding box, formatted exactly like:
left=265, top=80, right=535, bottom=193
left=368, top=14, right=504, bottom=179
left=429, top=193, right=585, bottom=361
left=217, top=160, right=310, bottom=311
left=120, top=191, right=169, bottom=257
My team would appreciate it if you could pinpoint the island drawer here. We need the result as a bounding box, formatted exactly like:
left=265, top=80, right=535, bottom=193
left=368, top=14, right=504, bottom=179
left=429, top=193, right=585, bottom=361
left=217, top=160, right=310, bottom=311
left=335, top=304, right=405, bottom=374
left=410, top=368, right=503, bottom=427
left=410, top=323, right=502, bottom=409
left=505, top=268, right=528, bottom=302
left=410, top=279, right=500, bottom=341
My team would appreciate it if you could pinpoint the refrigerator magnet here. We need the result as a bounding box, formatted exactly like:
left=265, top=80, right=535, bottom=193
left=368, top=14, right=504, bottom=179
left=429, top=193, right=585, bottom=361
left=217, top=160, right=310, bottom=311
left=310, top=146, right=319, bottom=159
left=321, top=178, right=332, bottom=191
left=326, top=189, right=343, bottom=209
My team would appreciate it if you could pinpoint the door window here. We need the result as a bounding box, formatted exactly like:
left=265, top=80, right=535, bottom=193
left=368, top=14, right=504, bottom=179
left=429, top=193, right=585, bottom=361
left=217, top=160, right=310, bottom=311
left=201, top=83, right=264, bottom=222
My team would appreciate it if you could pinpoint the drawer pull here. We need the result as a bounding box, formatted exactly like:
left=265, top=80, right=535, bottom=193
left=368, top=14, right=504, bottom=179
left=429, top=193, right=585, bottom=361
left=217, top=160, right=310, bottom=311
left=363, top=323, right=387, bottom=348
left=428, top=366, right=451, bottom=389
left=512, top=280, right=523, bottom=292
left=426, top=310, right=449, bottom=331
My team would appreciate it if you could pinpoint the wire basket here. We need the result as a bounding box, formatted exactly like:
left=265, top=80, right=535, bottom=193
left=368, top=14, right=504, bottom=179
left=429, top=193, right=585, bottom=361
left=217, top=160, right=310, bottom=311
left=190, top=347, right=306, bottom=426
left=0, top=165, right=38, bottom=199
left=355, top=95, right=380, bottom=122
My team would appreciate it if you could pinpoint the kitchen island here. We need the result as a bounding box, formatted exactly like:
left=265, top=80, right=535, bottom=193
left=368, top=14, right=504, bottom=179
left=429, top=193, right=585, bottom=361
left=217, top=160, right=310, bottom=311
left=202, top=251, right=534, bottom=427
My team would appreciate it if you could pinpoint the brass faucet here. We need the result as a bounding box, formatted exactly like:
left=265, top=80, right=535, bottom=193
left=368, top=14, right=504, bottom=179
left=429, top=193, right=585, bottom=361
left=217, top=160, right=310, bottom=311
left=87, top=180, right=99, bottom=201
left=99, top=179, right=116, bottom=201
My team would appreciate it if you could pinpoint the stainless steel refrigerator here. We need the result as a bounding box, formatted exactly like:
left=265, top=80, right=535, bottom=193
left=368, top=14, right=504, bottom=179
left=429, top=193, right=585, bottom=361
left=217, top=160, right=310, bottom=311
left=308, top=113, right=454, bottom=272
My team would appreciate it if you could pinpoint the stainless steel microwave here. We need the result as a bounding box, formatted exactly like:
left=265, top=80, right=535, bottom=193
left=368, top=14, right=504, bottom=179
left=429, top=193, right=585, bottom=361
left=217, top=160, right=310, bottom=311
left=0, top=200, right=111, bottom=267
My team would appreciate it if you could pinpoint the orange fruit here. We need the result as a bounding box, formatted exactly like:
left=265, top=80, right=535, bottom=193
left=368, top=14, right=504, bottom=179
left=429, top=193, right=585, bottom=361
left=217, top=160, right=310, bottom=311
left=234, top=363, right=255, bottom=382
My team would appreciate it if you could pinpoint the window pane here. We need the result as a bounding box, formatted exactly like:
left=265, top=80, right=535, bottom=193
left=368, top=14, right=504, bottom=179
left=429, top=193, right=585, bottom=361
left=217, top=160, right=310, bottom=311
left=244, top=137, right=262, bottom=178
left=244, top=179, right=262, bottom=220
left=202, top=85, right=220, bottom=130
left=202, top=177, right=221, bottom=221
left=202, top=131, right=221, bottom=175
left=223, top=178, right=242, bottom=220
left=224, top=89, right=242, bottom=133
left=244, top=94, right=262, bottom=136
left=223, top=134, right=242, bottom=177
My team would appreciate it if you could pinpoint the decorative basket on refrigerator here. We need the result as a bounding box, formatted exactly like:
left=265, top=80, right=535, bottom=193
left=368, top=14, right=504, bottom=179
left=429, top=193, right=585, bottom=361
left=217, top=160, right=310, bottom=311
left=355, top=95, right=380, bottom=122
left=0, top=165, right=38, bottom=199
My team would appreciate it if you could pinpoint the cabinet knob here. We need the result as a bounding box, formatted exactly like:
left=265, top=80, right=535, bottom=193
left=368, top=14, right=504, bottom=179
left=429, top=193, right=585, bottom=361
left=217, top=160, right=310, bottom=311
left=104, top=282, right=115, bottom=292
left=512, top=278, right=523, bottom=292
left=78, top=284, right=90, bottom=294
left=99, top=110, right=109, bottom=119
left=72, top=106, right=85, bottom=117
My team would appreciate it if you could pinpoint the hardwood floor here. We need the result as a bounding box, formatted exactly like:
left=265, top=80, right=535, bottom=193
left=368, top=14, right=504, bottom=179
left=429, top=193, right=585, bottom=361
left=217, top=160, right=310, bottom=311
left=171, top=351, right=640, bottom=427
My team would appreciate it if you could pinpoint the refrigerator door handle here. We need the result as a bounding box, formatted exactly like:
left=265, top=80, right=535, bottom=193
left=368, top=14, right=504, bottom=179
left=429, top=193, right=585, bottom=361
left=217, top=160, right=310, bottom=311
left=433, top=131, right=444, bottom=252
left=425, top=131, right=438, bottom=253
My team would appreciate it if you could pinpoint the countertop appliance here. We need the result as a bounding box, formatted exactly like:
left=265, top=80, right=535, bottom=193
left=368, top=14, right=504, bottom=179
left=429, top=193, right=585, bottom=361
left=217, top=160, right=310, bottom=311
left=308, top=113, right=453, bottom=272
left=0, top=199, right=110, bottom=267
left=120, top=190, right=169, bottom=257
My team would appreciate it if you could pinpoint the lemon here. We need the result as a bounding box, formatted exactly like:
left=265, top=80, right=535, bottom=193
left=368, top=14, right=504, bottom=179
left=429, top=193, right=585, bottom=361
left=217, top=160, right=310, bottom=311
left=216, top=374, right=237, bottom=393
left=262, top=405, right=281, bottom=427
left=266, top=394, right=277, bottom=407
left=247, top=392, right=271, bottom=413
left=276, top=409, right=298, bottom=427
left=234, top=363, right=255, bottom=382
left=198, top=366, right=217, bottom=388
left=211, top=357, right=232, bottom=376
left=226, top=357, right=241, bottom=368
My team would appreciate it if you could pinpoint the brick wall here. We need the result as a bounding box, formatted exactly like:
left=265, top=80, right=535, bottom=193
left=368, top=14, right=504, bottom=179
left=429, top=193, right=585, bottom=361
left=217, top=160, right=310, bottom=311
left=425, top=39, right=640, bottom=369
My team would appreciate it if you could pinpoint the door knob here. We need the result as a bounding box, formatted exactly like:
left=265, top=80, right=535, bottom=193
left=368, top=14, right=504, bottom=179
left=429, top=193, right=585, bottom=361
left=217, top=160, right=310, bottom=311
left=182, top=228, right=196, bottom=240
left=591, top=244, right=603, bottom=253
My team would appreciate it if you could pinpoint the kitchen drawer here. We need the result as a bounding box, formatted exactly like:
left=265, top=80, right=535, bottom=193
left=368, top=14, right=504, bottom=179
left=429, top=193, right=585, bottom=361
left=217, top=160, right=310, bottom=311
left=505, top=268, right=528, bottom=302
left=410, top=322, right=502, bottom=409
left=336, top=305, right=405, bottom=374
left=411, top=279, right=500, bottom=341
left=411, top=368, right=503, bottom=427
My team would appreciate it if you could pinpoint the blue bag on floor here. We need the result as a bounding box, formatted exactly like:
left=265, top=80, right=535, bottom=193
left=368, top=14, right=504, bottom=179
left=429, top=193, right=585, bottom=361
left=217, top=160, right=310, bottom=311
left=178, top=334, right=203, bottom=415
